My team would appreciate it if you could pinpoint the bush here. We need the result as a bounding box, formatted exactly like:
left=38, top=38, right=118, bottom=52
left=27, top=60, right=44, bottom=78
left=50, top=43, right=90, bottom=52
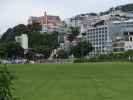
left=0, top=65, right=16, bottom=100
left=74, top=58, right=93, bottom=63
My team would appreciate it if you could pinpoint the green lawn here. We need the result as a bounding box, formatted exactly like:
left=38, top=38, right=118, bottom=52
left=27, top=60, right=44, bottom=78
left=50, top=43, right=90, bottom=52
left=4, top=62, right=133, bottom=100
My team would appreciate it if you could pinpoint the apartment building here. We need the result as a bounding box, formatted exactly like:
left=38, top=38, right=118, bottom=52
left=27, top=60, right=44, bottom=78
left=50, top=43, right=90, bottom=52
left=63, top=8, right=133, bottom=57
left=86, top=20, right=110, bottom=56
left=65, top=13, right=98, bottom=28
left=85, top=19, right=133, bottom=56
left=112, top=20, right=133, bottom=52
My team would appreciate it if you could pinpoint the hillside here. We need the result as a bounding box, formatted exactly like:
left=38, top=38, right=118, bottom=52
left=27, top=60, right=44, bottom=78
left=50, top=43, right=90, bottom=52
left=116, top=3, right=133, bottom=12
left=100, top=3, right=133, bottom=15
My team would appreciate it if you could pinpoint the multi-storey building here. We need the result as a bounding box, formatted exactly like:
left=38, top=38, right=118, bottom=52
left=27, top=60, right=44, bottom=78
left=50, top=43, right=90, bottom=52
left=85, top=19, right=133, bottom=57
left=64, top=9, right=133, bottom=57
left=112, top=20, right=133, bottom=52
left=86, top=20, right=110, bottom=56
left=75, top=9, right=133, bottom=57
left=65, top=13, right=98, bottom=28
left=113, top=37, right=133, bottom=52
left=28, top=11, right=64, bottom=33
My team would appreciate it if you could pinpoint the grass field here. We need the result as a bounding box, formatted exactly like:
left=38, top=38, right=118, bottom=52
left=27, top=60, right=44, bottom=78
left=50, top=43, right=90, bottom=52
left=4, top=62, right=133, bottom=100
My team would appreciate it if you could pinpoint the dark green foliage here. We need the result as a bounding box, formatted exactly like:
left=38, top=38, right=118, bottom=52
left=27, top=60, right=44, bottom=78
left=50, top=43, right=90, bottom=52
left=29, top=32, right=58, bottom=58
left=0, top=23, right=58, bottom=58
left=0, top=42, right=24, bottom=58
left=56, top=49, right=69, bottom=59
left=68, top=27, right=80, bottom=42
left=32, top=46, right=52, bottom=59
left=71, top=41, right=93, bottom=58
left=124, top=50, right=133, bottom=57
left=70, top=27, right=80, bottom=37
left=27, top=23, right=42, bottom=32
left=1, top=24, right=28, bottom=42
left=81, top=51, right=133, bottom=62
left=1, top=23, right=41, bottom=43
left=0, top=65, right=16, bottom=100
left=0, top=28, right=14, bottom=42
left=73, top=58, right=90, bottom=63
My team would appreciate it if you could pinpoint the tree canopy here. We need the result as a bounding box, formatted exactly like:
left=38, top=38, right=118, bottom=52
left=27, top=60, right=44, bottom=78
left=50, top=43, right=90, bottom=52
left=0, top=42, right=24, bottom=58
left=67, top=27, right=80, bottom=42
left=56, top=49, right=69, bottom=59
left=0, top=23, right=59, bottom=58
left=71, top=41, right=93, bottom=58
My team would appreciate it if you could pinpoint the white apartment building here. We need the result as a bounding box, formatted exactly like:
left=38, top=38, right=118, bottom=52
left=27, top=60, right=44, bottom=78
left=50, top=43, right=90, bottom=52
left=113, top=37, right=133, bottom=52
left=86, top=20, right=111, bottom=56
left=85, top=19, right=133, bottom=57
left=15, top=34, right=28, bottom=50
left=65, top=13, right=98, bottom=28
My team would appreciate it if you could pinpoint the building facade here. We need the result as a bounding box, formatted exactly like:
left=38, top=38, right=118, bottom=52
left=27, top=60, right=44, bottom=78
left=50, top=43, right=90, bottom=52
left=77, top=9, right=133, bottom=57
left=28, top=11, right=64, bottom=33
left=15, top=34, right=28, bottom=50
left=85, top=19, right=133, bottom=57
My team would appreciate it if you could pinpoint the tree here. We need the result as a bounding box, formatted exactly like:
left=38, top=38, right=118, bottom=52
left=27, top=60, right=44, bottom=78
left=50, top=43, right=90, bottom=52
left=1, top=23, right=41, bottom=43
left=67, top=27, right=80, bottom=42
left=71, top=41, right=93, bottom=58
left=125, top=50, right=133, bottom=56
left=0, top=65, right=16, bottom=100
left=1, top=24, right=28, bottom=42
left=27, top=22, right=42, bottom=32
left=56, top=49, right=69, bottom=59
left=32, top=46, right=52, bottom=59
left=124, top=50, right=133, bottom=61
left=29, top=32, right=58, bottom=58
left=5, top=42, right=24, bottom=58
left=0, top=28, right=14, bottom=42
left=0, top=23, right=59, bottom=59
left=0, top=42, right=24, bottom=58
left=70, top=27, right=80, bottom=37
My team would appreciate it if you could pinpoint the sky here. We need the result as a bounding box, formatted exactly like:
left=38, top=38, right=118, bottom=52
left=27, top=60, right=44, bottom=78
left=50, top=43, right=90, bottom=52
left=0, top=0, right=133, bottom=34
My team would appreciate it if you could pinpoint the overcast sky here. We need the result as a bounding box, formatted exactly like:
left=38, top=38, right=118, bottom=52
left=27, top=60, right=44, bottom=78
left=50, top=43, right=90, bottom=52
left=0, top=0, right=133, bottom=34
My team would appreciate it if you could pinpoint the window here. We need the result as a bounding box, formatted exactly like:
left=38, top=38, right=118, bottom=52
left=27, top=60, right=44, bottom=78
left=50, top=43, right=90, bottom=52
left=130, top=32, right=133, bottom=35
left=124, top=32, right=128, bottom=35
left=130, top=37, right=133, bottom=42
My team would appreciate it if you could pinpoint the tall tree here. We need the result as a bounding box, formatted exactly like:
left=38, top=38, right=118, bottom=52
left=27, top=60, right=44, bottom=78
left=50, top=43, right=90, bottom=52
left=70, top=27, right=80, bottom=37
left=67, top=27, right=80, bottom=42
left=56, top=49, right=69, bottom=59
left=29, top=32, right=58, bottom=58
left=1, top=24, right=28, bottom=42
left=71, top=41, right=93, bottom=58
left=0, top=23, right=58, bottom=59
left=0, top=42, right=24, bottom=58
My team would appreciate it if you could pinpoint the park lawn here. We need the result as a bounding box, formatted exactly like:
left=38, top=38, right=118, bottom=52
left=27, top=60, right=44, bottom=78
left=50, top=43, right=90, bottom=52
left=4, top=62, right=133, bottom=100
